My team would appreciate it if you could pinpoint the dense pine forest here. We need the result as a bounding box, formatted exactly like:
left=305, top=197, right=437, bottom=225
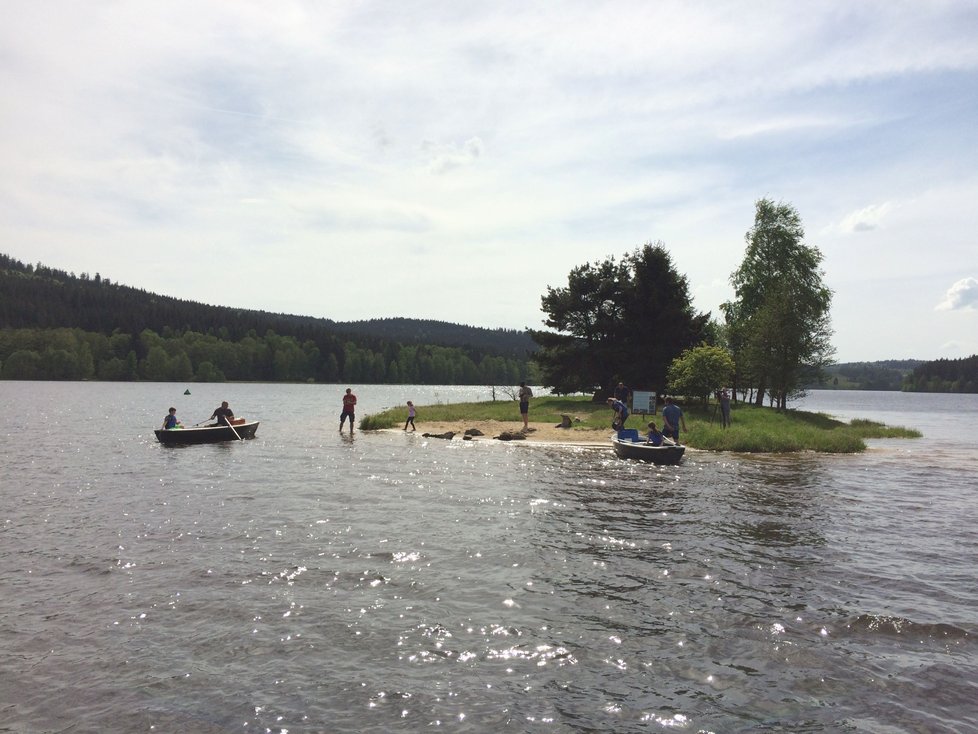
left=903, top=355, right=978, bottom=393
left=0, top=253, right=536, bottom=384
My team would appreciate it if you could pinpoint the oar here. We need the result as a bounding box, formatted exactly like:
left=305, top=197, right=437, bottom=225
left=225, top=418, right=242, bottom=441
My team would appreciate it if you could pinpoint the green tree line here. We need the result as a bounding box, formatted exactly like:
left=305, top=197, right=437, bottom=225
left=0, top=326, right=529, bottom=385
left=903, top=355, right=978, bottom=393
left=0, top=254, right=532, bottom=359
left=0, top=252, right=536, bottom=384
left=803, top=360, right=922, bottom=390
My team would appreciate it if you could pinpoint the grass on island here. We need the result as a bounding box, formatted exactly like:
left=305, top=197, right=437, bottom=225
left=360, top=395, right=921, bottom=453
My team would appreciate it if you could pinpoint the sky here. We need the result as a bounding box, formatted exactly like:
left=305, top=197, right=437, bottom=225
left=2, top=1, right=977, bottom=363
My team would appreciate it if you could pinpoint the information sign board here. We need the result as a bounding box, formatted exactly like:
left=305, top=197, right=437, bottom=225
left=632, top=390, right=656, bottom=415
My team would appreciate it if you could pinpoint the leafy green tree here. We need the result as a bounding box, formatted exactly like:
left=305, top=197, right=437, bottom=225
left=666, top=344, right=735, bottom=406
left=719, top=299, right=751, bottom=400
left=171, top=352, right=194, bottom=381
left=108, top=332, right=132, bottom=359
left=195, top=361, right=226, bottom=382
left=322, top=352, right=340, bottom=382
left=270, top=335, right=307, bottom=381
left=98, top=357, right=130, bottom=380
left=2, top=349, right=40, bottom=379
left=42, top=347, right=82, bottom=379
left=140, top=346, right=170, bottom=381
left=725, top=199, right=834, bottom=409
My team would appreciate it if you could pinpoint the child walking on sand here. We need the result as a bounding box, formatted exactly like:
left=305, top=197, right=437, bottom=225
left=404, top=401, right=417, bottom=431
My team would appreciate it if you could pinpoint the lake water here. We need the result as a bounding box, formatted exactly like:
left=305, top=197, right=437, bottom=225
left=1, top=383, right=976, bottom=733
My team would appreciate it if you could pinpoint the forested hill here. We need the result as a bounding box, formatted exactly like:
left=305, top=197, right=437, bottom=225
left=337, top=318, right=535, bottom=358
left=806, top=357, right=978, bottom=393
left=1, top=253, right=338, bottom=342
left=809, top=359, right=924, bottom=390
left=0, top=254, right=533, bottom=355
left=0, top=253, right=536, bottom=384
left=904, top=355, right=978, bottom=393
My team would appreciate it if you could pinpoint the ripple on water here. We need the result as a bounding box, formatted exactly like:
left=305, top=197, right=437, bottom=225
left=2, top=383, right=977, bottom=732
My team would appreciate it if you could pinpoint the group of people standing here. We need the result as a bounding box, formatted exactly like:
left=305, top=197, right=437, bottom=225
left=337, top=381, right=695, bottom=442
left=607, top=381, right=688, bottom=445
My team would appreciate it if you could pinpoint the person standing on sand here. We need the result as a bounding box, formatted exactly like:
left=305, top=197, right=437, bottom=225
left=340, top=388, right=357, bottom=433
left=404, top=401, right=417, bottom=431
left=518, top=382, right=533, bottom=430
left=662, top=396, right=687, bottom=443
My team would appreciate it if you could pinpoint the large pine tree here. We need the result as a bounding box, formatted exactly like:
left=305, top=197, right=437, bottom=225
left=530, top=243, right=708, bottom=396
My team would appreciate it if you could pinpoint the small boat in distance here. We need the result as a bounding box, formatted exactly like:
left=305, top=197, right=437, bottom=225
left=155, top=420, right=260, bottom=446
left=611, top=429, right=685, bottom=465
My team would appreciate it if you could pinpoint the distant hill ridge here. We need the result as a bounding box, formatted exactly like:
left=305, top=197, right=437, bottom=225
left=0, top=252, right=535, bottom=357
left=810, top=359, right=924, bottom=391
left=337, top=317, right=536, bottom=356
left=5, top=252, right=972, bottom=391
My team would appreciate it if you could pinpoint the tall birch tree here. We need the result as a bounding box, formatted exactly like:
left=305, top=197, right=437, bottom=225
left=725, top=199, right=834, bottom=409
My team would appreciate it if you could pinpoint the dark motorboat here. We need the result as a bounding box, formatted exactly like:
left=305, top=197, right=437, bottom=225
left=611, top=429, right=685, bottom=465
left=154, top=420, right=260, bottom=446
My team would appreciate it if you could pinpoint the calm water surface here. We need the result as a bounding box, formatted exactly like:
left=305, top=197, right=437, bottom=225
left=1, top=383, right=976, bottom=733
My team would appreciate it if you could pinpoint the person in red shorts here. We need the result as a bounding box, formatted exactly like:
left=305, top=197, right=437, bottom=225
left=340, top=388, right=357, bottom=433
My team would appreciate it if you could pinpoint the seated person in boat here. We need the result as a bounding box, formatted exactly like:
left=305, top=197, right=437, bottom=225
left=645, top=421, right=664, bottom=446
left=210, top=401, right=234, bottom=426
left=162, top=407, right=183, bottom=430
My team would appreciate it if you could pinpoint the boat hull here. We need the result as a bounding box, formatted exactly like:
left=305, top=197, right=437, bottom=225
left=154, top=421, right=259, bottom=445
left=611, top=431, right=685, bottom=465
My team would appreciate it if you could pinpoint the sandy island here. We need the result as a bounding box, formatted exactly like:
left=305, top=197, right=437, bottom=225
left=383, top=419, right=613, bottom=446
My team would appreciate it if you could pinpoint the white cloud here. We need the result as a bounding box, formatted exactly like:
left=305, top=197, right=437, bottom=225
left=424, top=137, right=485, bottom=175
left=3, top=1, right=978, bottom=359
left=839, top=202, right=893, bottom=233
left=717, top=115, right=858, bottom=141
left=936, top=277, right=978, bottom=311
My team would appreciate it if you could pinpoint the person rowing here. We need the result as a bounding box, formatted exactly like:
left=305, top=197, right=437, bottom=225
left=210, top=401, right=234, bottom=426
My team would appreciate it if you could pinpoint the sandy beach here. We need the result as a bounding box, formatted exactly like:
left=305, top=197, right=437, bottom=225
left=384, top=419, right=612, bottom=446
